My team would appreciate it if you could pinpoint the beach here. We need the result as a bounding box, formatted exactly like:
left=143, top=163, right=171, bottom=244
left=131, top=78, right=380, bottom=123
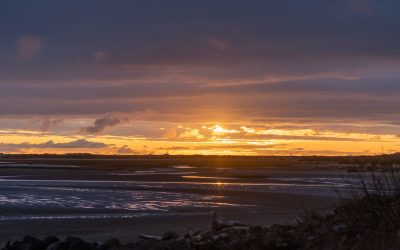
left=0, top=157, right=345, bottom=243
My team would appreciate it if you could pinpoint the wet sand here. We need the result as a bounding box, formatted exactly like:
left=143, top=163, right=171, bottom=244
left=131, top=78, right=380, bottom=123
left=0, top=192, right=336, bottom=243
left=0, top=157, right=345, bottom=243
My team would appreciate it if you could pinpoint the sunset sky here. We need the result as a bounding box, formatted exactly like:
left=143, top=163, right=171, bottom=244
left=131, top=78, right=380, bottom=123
left=1, top=0, right=400, bottom=155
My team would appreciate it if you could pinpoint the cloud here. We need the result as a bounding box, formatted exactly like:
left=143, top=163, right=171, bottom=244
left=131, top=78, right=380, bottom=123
left=253, top=149, right=363, bottom=156
left=159, top=124, right=379, bottom=143
left=115, top=145, right=136, bottom=155
left=16, top=35, right=43, bottom=61
left=345, top=0, right=376, bottom=14
left=156, top=146, right=191, bottom=151
left=163, top=126, right=205, bottom=140
left=39, top=139, right=108, bottom=148
left=207, top=37, right=231, bottom=50
left=92, top=51, right=109, bottom=63
left=156, top=144, right=279, bottom=153
left=83, top=116, right=124, bottom=133
left=0, top=139, right=108, bottom=149
left=37, top=118, right=64, bottom=131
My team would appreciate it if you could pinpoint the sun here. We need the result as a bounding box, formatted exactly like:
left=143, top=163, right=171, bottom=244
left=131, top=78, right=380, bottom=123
left=210, top=125, right=240, bottom=134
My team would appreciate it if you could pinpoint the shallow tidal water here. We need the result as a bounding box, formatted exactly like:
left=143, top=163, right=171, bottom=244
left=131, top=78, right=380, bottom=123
left=0, top=162, right=354, bottom=221
left=0, top=160, right=360, bottom=242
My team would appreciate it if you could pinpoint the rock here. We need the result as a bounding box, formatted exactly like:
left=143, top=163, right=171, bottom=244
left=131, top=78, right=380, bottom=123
left=307, top=235, right=316, bottom=240
left=22, top=236, right=41, bottom=243
left=3, top=240, right=21, bottom=250
left=43, top=236, right=60, bottom=247
left=99, top=239, right=121, bottom=250
left=211, top=233, right=228, bottom=241
left=70, top=241, right=92, bottom=250
left=47, top=241, right=70, bottom=250
left=164, top=239, right=191, bottom=250
left=192, top=234, right=203, bottom=242
left=333, top=223, right=347, bottom=232
left=162, top=230, right=179, bottom=241
left=183, top=230, right=195, bottom=238
left=64, top=237, right=84, bottom=244
left=220, top=226, right=250, bottom=234
left=133, top=239, right=163, bottom=249
left=20, top=236, right=45, bottom=250
left=47, top=237, right=91, bottom=250
left=211, top=212, right=246, bottom=232
left=4, top=241, right=11, bottom=249
left=93, top=242, right=101, bottom=250
left=138, top=234, right=162, bottom=240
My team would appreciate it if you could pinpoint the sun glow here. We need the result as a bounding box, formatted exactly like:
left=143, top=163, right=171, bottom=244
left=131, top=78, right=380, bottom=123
left=209, top=125, right=240, bottom=135
left=0, top=120, right=399, bottom=156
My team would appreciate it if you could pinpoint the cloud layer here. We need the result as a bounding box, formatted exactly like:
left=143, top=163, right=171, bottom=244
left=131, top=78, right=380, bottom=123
left=0, top=139, right=108, bottom=150
left=0, top=0, right=400, bottom=155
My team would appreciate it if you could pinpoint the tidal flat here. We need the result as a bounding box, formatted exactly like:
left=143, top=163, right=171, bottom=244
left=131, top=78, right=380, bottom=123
left=0, top=156, right=351, bottom=243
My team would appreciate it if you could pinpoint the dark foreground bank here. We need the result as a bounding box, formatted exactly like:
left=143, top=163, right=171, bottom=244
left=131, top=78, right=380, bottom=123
left=4, top=193, right=400, bottom=250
